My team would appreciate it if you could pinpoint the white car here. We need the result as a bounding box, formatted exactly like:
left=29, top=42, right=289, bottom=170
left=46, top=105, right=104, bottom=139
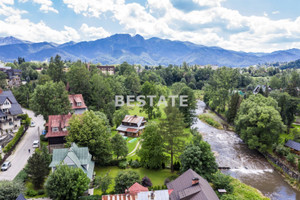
left=30, top=121, right=36, bottom=127
left=32, top=140, right=39, bottom=148
left=1, top=161, right=11, bottom=171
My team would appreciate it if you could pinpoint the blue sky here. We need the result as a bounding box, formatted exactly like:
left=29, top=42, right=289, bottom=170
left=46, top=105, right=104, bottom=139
left=0, top=0, right=300, bottom=52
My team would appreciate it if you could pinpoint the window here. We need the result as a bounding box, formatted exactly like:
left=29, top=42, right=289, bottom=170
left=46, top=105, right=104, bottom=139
left=52, top=127, right=59, bottom=132
left=77, top=102, right=81, bottom=106
left=4, top=100, right=9, bottom=105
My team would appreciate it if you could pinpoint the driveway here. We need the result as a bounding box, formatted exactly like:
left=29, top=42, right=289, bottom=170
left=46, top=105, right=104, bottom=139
left=0, top=108, right=45, bottom=180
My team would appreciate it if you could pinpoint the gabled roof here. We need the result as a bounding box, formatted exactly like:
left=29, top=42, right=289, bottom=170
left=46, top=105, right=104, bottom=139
left=49, top=143, right=94, bottom=179
left=0, top=90, right=23, bottom=116
left=68, top=94, right=87, bottom=110
left=16, top=194, right=26, bottom=200
left=45, top=114, right=72, bottom=138
left=285, top=140, right=300, bottom=151
left=167, top=169, right=219, bottom=200
left=122, top=115, right=145, bottom=126
left=128, top=182, right=148, bottom=195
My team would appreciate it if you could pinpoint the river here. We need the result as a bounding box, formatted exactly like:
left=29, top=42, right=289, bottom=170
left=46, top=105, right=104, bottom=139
left=192, top=100, right=300, bottom=200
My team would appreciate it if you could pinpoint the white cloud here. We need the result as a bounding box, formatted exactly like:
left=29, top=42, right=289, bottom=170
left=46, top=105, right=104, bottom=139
left=192, top=0, right=225, bottom=7
left=19, top=0, right=58, bottom=13
left=80, top=23, right=110, bottom=40
left=0, top=15, right=80, bottom=43
left=272, top=11, right=280, bottom=15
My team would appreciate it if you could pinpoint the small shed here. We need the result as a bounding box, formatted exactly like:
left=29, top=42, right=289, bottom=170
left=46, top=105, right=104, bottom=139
left=285, top=140, right=300, bottom=153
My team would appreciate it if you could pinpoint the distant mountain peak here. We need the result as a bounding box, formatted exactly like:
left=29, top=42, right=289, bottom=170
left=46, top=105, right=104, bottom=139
left=0, top=34, right=300, bottom=67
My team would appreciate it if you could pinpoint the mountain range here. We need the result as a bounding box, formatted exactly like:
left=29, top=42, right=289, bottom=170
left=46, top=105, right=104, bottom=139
left=0, top=34, right=300, bottom=67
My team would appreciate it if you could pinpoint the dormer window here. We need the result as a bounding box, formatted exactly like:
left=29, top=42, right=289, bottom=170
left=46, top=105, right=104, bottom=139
left=77, top=102, right=81, bottom=106
left=52, top=127, right=59, bottom=132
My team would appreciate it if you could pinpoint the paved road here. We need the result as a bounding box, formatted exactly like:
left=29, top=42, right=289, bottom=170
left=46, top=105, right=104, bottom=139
left=0, top=109, right=45, bottom=180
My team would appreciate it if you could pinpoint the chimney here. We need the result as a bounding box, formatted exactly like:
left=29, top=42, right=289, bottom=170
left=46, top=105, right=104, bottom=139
left=192, top=177, right=199, bottom=186
left=148, top=190, right=155, bottom=200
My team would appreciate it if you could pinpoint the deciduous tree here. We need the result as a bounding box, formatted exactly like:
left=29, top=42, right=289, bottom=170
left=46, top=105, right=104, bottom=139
left=114, top=171, right=140, bottom=193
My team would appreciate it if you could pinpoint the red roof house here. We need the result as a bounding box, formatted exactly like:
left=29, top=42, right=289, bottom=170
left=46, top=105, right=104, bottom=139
left=68, top=94, right=87, bottom=114
left=128, top=182, right=148, bottom=195
left=45, top=114, right=72, bottom=149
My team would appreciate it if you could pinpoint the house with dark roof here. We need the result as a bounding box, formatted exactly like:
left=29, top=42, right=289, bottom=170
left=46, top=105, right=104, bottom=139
left=16, top=194, right=26, bottom=200
left=167, top=169, right=219, bottom=200
left=285, top=140, right=300, bottom=153
left=49, top=143, right=95, bottom=180
left=0, top=90, right=23, bottom=132
left=68, top=94, right=87, bottom=114
left=45, top=114, right=72, bottom=151
left=97, top=65, right=115, bottom=75
left=116, top=115, right=146, bottom=137
left=0, top=66, right=22, bottom=87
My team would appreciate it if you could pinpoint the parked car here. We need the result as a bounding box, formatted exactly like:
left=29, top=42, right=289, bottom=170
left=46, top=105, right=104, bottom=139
left=30, top=121, right=36, bottom=127
left=1, top=161, right=11, bottom=171
left=32, top=140, right=39, bottom=148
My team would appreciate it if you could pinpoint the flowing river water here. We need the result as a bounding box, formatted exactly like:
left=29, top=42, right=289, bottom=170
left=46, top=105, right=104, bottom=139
left=192, top=100, right=300, bottom=200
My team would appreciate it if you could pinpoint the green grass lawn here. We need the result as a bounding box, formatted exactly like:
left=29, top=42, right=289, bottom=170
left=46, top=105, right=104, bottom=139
left=198, top=114, right=222, bottom=129
left=94, top=166, right=175, bottom=195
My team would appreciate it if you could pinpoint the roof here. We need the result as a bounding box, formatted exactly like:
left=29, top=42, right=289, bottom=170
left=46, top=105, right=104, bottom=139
left=116, top=124, right=145, bottom=133
left=102, top=194, right=136, bottom=200
left=0, top=90, right=23, bottom=117
left=68, top=94, right=87, bottom=110
left=128, top=182, right=148, bottom=195
left=16, top=194, right=26, bottom=200
left=137, top=190, right=170, bottom=200
left=122, top=115, right=145, bottom=126
left=285, top=140, right=300, bottom=151
left=45, top=114, right=72, bottom=138
left=167, top=169, right=219, bottom=200
left=49, top=143, right=94, bottom=179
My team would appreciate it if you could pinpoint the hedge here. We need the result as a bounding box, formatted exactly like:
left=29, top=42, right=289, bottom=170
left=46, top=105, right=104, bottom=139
left=3, top=125, right=25, bottom=153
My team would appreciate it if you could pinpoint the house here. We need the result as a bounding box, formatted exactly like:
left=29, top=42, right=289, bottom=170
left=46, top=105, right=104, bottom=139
left=68, top=94, right=87, bottom=114
left=97, top=65, right=115, bottom=75
left=167, top=169, right=219, bottom=200
left=0, top=66, right=22, bottom=87
left=16, top=194, right=26, bottom=200
left=49, top=143, right=95, bottom=180
left=116, top=115, right=146, bottom=137
left=0, top=90, right=23, bottom=132
left=45, top=114, right=72, bottom=151
left=128, top=182, right=149, bottom=195
left=102, top=182, right=170, bottom=200
left=285, top=140, right=300, bottom=154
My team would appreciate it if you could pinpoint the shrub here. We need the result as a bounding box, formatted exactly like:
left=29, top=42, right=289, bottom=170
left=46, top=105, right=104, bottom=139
left=40, top=134, right=47, bottom=142
left=211, top=172, right=233, bottom=195
left=141, top=176, right=152, bottom=187
left=78, top=195, right=102, bottom=200
left=173, top=161, right=181, bottom=171
left=13, top=168, right=28, bottom=183
left=26, top=189, right=38, bottom=197
left=118, top=161, right=128, bottom=169
left=286, top=153, right=296, bottom=164
left=37, top=189, right=45, bottom=195
left=4, top=125, right=25, bottom=153
left=275, top=144, right=289, bottom=157
left=298, top=159, right=300, bottom=172
left=130, top=160, right=141, bottom=168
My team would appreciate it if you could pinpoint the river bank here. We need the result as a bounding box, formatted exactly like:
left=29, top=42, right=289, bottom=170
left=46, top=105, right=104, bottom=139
left=193, top=100, right=300, bottom=200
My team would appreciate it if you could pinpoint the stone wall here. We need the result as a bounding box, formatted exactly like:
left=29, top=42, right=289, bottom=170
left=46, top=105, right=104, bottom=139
left=264, top=152, right=300, bottom=181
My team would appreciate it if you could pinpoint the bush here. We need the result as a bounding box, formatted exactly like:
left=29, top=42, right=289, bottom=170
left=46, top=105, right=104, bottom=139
left=130, top=160, right=141, bottom=168
left=79, top=195, right=102, bottom=200
left=40, top=134, right=47, bottom=142
left=26, top=189, right=38, bottom=197
left=298, top=159, right=300, bottom=172
left=14, top=168, right=28, bottom=183
left=275, top=144, right=289, bottom=157
left=173, top=161, right=181, bottom=171
left=286, top=153, right=296, bottom=164
left=4, top=125, right=25, bottom=153
left=211, top=172, right=233, bottom=195
left=37, top=189, right=45, bottom=195
left=118, top=161, right=128, bottom=169
left=141, top=176, right=152, bottom=187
